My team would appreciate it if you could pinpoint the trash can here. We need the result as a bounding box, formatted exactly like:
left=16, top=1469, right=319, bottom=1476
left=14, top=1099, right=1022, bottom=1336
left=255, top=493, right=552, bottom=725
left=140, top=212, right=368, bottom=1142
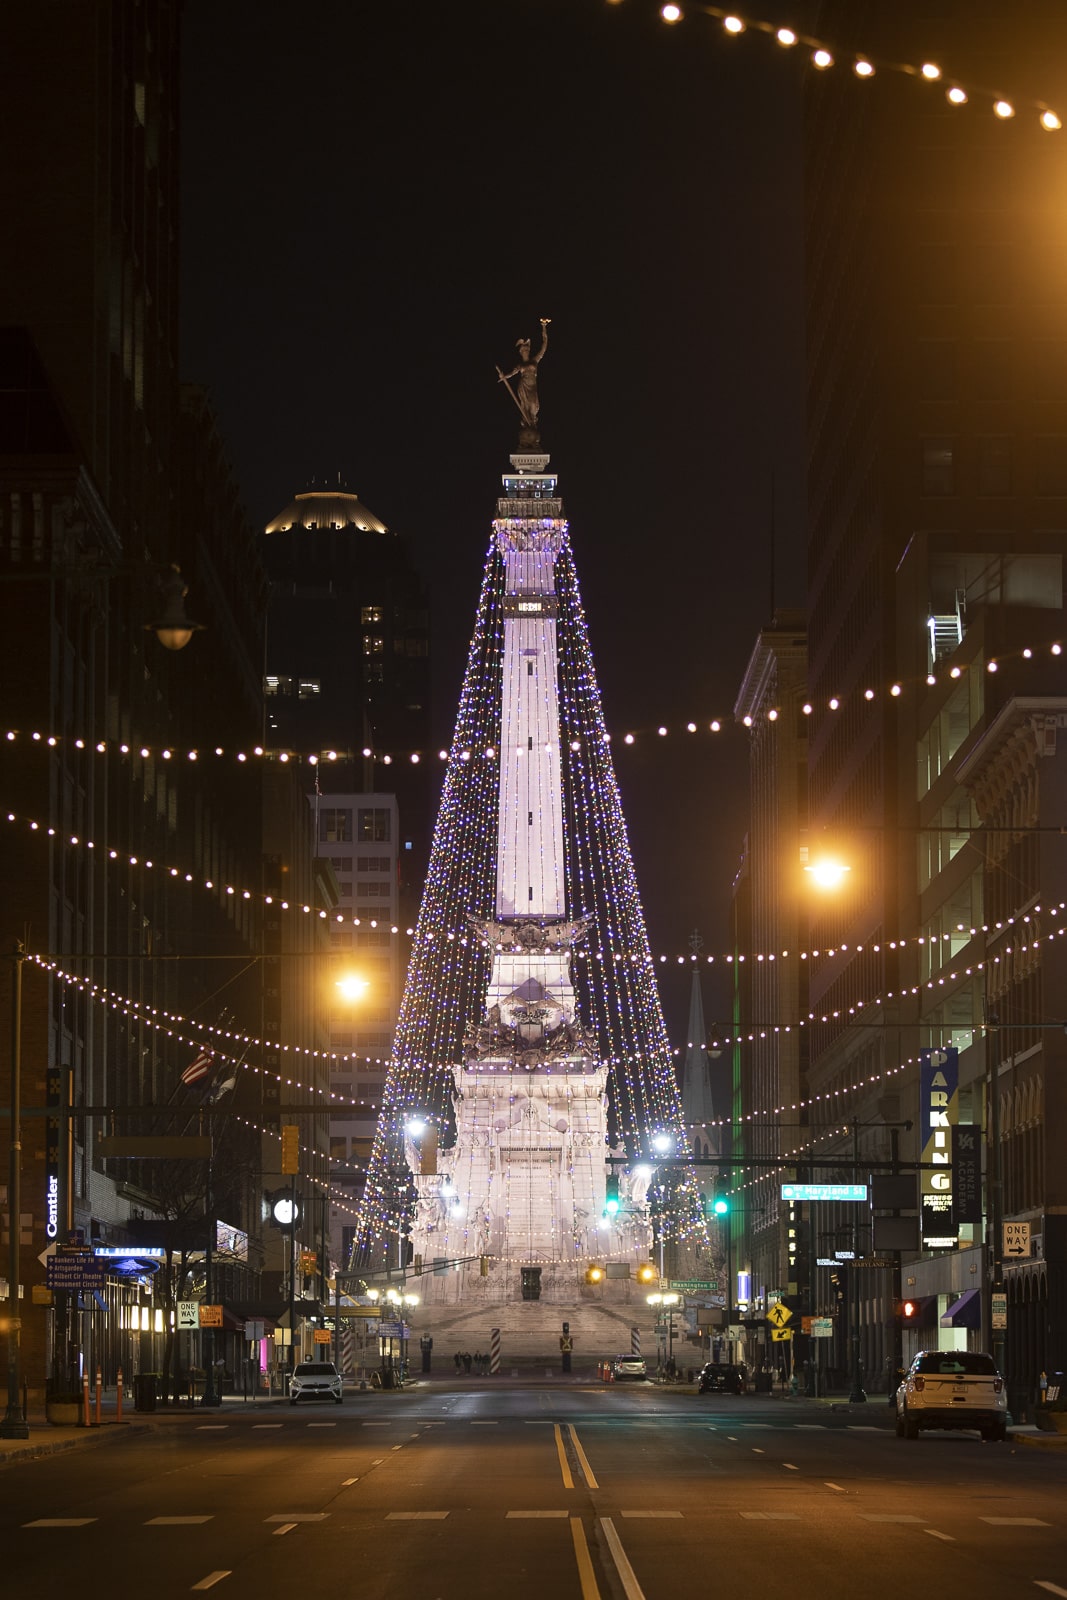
left=134, top=1372, right=157, bottom=1412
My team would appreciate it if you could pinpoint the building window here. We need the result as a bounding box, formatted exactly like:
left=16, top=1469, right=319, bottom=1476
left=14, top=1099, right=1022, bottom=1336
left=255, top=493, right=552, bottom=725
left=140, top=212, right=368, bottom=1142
left=357, top=808, right=391, bottom=842
left=357, top=881, right=391, bottom=898
left=362, top=636, right=385, bottom=656
left=977, top=436, right=1012, bottom=497
left=356, top=856, right=390, bottom=873
left=916, top=340, right=957, bottom=402
left=320, top=808, right=353, bottom=843
left=1036, top=437, right=1067, bottom=496
left=298, top=678, right=320, bottom=699
left=922, top=438, right=955, bottom=496
left=361, top=606, right=383, bottom=624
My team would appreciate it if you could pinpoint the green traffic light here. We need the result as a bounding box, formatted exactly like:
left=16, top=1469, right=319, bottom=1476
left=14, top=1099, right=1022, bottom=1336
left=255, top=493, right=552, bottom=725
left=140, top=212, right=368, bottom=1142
left=713, top=1196, right=729, bottom=1216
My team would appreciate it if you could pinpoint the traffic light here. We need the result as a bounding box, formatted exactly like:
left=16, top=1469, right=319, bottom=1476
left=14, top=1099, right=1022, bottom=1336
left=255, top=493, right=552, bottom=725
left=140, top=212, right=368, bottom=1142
left=604, top=1173, right=619, bottom=1216
left=585, top=1263, right=604, bottom=1284
left=280, top=1123, right=299, bottom=1175
left=712, top=1178, right=730, bottom=1217
left=636, top=1262, right=658, bottom=1284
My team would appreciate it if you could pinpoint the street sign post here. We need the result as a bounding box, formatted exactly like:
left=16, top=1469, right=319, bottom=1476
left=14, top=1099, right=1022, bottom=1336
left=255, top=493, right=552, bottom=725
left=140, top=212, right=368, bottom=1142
left=177, top=1300, right=200, bottom=1329
left=991, top=1291, right=1008, bottom=1330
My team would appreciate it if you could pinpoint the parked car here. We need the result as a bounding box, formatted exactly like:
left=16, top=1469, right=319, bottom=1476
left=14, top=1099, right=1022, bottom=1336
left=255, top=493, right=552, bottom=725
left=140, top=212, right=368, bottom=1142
left=289, top=1360, right=343, bottom=1405
left=613, top=1354, right=648, bottom=1381
left=896, top=1349, right=1007, bottom=1441
left=697, top=1362, right=746, bottom=1395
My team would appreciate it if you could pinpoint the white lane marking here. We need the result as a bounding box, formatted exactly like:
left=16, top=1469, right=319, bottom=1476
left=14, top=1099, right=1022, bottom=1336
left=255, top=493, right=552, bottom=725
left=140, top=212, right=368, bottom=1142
left=620, top=1510, right=683, bottom=1518
left=825, top=1483, right=846, bottom=1492
left=740, top=1512, right=800, bottom=1520
left=386, top=1511, right=449, bottom=1520
left=782, top=1463, right=799, bottom=1471
left=860, top=1515, right=924, bottom=1523
left=272, top=1524, right=298, bottom=1537
left=342, top=1478, right=359, bottom=1486
left=752, top=1448, right=765, bottom=1454
left=926, top=1530, right=955, bottom=1542
left=265, top=1514, right=329, bottom=1523
left=982, top=1518, right=1050, bottom=1527
left=726, top=1436, right=738, bottom=1442
left=1036, top=1584, right=1067, bottom=1598
left=392, top=1445, right=403, bottom=1451
left=600, top=1517, right=648, bottom=1600
left=191, top=1574, right=231, bottom=1591
left=507, top=1510, right=569, bottom=1518
left=253, top=1424, right=283, bottom=1430
left=146, top=1516, right=214, bottom=1525
left=24, top=1518, right=96, bottom=1527
left=371, top=1458, right=384, bottom=1465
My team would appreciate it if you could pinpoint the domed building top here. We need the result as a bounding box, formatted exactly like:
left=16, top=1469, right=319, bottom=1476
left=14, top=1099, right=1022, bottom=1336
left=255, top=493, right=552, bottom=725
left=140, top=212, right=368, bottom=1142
left=264, top=488, right=389, bottom=536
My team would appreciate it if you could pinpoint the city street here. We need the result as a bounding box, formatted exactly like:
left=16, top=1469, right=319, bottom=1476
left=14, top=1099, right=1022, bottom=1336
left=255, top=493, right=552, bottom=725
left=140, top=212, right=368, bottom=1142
left=3, top=1380, right=1066, bottom=1599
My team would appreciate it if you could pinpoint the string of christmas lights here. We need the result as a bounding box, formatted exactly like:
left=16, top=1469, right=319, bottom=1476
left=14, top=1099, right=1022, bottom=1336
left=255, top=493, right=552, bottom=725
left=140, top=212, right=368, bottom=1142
left=13, top=810, right=1061, bottom=971
left=3, top=636, right=1061, bottom=772
left=646, top=3, right=1066, bottom=131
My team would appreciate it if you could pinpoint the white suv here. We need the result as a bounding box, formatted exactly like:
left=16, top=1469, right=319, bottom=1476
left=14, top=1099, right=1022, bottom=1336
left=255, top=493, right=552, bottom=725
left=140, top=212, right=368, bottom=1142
left=896, top=1349, right=1007, bottom=1441
left=289, top=1361, right=343, bottom=1405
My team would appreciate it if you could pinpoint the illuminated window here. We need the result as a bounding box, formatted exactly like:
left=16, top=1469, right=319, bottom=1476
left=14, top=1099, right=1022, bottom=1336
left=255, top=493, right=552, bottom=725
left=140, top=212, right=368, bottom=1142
left=922, top=438, right=955, bottom=496
left=361, top=606, right=383, bottom=624
left=357, top=808, right=391, bottom=842
left=298, top=678, right=320, bottom=699
left=320, top=808, right=353, bottom=843
left=363, top=636, right=384, bottom=656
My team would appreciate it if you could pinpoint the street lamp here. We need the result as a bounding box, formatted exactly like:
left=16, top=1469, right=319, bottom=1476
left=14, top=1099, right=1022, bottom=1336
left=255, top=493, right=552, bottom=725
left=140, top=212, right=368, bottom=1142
left=0, top=559, right=204, bottom=650
left=647, top=1290, right=680, bottom=1375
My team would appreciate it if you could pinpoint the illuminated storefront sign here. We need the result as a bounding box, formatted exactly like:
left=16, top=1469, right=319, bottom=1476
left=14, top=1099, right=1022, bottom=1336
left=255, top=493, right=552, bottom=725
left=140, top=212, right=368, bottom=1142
left=920, top=1046, right=958, bottom=1248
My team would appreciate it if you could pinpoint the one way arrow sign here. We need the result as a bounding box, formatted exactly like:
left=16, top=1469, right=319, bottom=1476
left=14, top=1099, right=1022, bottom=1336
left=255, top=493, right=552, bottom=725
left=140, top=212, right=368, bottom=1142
left=1003, top=1221, right=1031, bottom=1258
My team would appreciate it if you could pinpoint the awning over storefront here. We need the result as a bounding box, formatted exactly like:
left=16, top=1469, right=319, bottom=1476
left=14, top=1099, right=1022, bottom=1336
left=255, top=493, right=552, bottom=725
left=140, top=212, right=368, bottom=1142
left=940, top=1289, right=981, bottom=1328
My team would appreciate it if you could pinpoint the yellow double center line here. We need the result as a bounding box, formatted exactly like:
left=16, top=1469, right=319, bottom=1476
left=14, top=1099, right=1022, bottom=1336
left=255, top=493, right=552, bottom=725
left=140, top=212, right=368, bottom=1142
left=553, top=1422, right=599, bottom=1489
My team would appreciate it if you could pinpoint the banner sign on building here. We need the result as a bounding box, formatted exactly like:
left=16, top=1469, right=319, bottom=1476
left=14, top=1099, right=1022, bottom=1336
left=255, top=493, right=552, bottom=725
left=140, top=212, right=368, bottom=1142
left=952, top=1124, right=982, bottom=1228
left=45, top=1066, right=61, bottom=1240
left=920, top=1046, right=958, bottom=1248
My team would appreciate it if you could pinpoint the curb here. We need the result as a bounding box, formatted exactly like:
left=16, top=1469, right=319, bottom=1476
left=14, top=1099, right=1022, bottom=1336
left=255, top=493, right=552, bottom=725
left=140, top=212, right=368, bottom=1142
left=0, top=1420, right=155, bottom=1468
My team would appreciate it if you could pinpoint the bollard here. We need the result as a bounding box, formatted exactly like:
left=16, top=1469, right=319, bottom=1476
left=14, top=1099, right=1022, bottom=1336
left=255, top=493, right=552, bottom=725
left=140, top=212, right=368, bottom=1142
left=81, top=1370, right=90, bottom=1428
left=116, top=1366, right=123, bottom=1423
left=95, top=1365, right=102, bottom=1425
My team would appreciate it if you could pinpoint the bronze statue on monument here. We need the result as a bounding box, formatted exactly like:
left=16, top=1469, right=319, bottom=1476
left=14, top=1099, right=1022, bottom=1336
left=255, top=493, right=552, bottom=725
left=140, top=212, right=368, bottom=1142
left=497, top=317, right=550, bottom=446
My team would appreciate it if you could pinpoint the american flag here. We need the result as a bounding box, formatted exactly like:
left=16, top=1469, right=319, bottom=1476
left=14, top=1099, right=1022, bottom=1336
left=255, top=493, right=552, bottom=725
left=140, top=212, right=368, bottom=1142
left=181, top=1050, right=213, bottom=1085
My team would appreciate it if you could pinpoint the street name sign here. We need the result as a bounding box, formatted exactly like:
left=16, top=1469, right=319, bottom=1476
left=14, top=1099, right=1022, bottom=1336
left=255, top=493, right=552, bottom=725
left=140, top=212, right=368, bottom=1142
left=780, top=1183, right=868, bottom=1202
left=46, top=1253, right=105, bottom=1291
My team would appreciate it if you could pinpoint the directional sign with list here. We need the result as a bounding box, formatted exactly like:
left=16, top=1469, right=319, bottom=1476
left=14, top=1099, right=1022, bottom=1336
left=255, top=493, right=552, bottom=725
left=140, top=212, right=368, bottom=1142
left=1003, top=1221, right=1031, bottom=1259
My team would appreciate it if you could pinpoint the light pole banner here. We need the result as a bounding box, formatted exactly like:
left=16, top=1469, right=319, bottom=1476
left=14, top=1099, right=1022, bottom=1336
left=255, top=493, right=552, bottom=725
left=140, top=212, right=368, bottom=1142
left=920, top=1046, right=958, bottom=1248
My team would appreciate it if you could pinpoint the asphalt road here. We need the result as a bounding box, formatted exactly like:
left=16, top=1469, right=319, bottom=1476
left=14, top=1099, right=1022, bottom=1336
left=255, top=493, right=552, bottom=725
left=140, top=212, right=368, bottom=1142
left=3, top=1382, right=1067, bottom=1600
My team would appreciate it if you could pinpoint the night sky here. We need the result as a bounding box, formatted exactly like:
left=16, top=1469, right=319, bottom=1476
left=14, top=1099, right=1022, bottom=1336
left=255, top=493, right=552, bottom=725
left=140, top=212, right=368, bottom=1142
left=179, top=0, right=808, bottom=1041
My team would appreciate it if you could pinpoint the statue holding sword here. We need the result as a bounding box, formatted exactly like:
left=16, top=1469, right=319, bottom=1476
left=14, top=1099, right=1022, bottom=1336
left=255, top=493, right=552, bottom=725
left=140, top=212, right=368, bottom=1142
left=497, top=318, right=551, bottom=436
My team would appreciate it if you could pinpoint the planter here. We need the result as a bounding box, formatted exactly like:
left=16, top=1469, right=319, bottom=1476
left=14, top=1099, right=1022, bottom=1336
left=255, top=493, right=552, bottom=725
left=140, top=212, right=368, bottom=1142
left=45, top=1396, right=83, bottom=1426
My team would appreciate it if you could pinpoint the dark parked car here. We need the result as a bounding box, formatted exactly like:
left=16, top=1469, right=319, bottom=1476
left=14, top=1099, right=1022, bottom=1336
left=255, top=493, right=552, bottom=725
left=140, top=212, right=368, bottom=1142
left=697, top=1362, right=746, bottom=1395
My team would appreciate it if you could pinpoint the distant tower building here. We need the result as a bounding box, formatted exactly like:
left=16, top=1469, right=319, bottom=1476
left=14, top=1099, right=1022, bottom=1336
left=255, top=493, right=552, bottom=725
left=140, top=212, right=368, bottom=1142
left=261, top=486, right=432, bottom=914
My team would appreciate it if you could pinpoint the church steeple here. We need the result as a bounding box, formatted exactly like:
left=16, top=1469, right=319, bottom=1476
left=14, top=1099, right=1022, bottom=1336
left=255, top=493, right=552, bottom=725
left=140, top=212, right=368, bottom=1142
left=680, top=931, right=719, bottom=1157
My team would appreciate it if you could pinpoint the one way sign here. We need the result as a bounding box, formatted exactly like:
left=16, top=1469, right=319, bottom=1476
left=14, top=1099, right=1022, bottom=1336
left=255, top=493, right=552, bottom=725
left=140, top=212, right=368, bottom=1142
left=1003, top=1221, right=1031, bottom=1259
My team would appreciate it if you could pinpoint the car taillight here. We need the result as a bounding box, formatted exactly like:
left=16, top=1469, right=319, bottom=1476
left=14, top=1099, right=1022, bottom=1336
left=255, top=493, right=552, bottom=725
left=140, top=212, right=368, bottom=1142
left=993, top=1377, right=1003, bottom=1393
left=913, top=1376, right=925, bottom=1391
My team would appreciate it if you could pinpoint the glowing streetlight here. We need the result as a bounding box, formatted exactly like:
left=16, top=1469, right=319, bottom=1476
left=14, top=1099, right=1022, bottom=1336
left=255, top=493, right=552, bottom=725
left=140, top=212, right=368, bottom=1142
left=805, top=857, right=852, bottom=891
left=335, top=972, right=369, bottom=1003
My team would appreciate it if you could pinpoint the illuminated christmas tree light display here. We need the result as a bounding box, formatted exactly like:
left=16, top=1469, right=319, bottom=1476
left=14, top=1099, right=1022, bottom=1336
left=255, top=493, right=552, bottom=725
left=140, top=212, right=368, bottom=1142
left=354, top=434, right=705, bottom=1294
